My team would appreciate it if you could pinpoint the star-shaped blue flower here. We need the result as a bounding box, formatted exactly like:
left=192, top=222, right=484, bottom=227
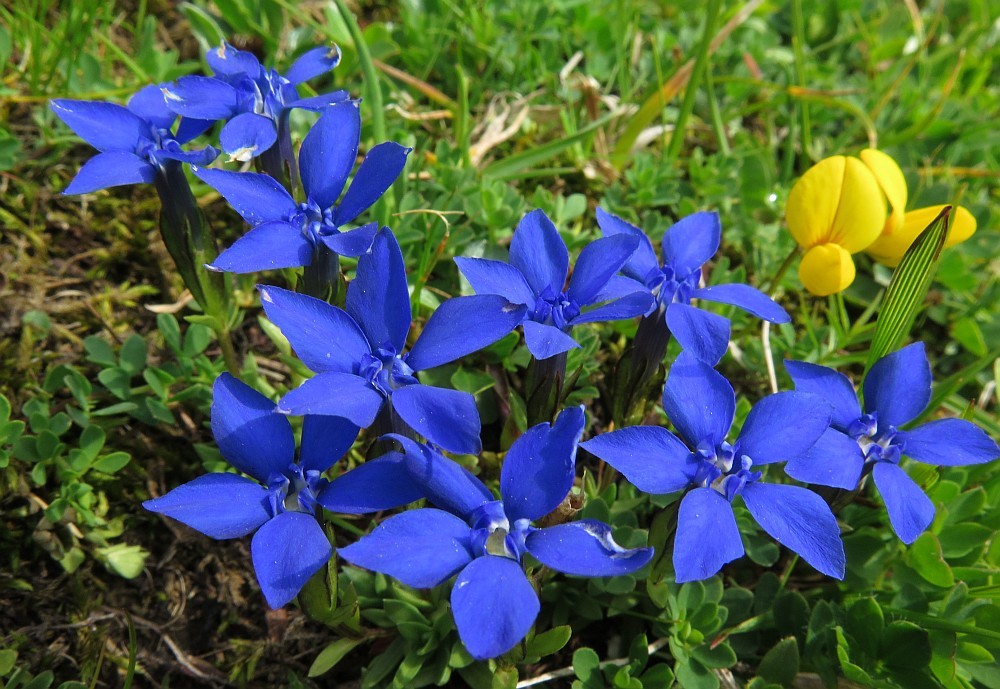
left=162, top=41, right=347, bottom=162
left=193, top=101, right=410, bottom=273
left=50, top=85, right=218, bottom=195
left=339, top=406, right=653, bottom=659
left=784, top=342, right=1000, bottom=543
left=582, top=353, right=845, bottom=582
left=143, top=373, right=422, bottom=608
left=597, top=209, right=790, bottom=364
left=455, top=209, right=653, bottom=360
left=259, top=228, right=526, bottom=454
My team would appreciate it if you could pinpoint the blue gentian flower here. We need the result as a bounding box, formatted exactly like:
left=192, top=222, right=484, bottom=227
left=193, top=101, right=410, bottom=272
left=339, top=407, right=653, bottom=659
left=582, top=354, right=844, bottom=582
left=597, top=209, right=790, bottom=364
left=784, top=342, right=1000, bottom=543
left=162, top=41, right=347, bottom=162
left=50, top=84, right=218, bottom=195
left=454, top=209, right=653, bottom=360
left=142, top=373, right=422, bottom=608
left=259, top=228, right=526, bottom=454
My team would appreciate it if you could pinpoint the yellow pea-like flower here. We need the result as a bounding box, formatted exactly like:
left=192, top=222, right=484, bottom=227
left=858, top=148, right=978, bottom=267
left=786, top=155, right=886, bottom=296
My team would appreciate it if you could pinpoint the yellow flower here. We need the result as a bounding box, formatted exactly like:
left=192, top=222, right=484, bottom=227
left=859, top=149, right=978, bottom=267
left=786, top=155, right=886, bottom=296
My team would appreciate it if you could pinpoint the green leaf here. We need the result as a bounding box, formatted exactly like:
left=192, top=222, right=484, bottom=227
left=691, top=642, right=736, bottom=669
left=845, top=597, right=884, bottom=661
left=526, top=625, right=572, bottom=659
left=84, top=336, right=117, bottom=367
left=905, top=533, right=955, bottom=588
left=757, top=637, right=799, bottom=687
left=0, top=649, right=17, bottom=674
left=178, top=2, right=226, bottom=48
left=880, top=621, right=932, bottom=669
left=156, top=313, right=182, bottom=353
left=309, top=638, right=365, bottom=677
left=674, top=658, right=718, bottom=689
left=573, top=647, right=601, bottom=682
left=97, top=544, right=148, bottom=579
left=491, top=667, right=518, bottom=689
left=450, top=368, right=497, bottom=396
left=119, top=335, right=147, bottom=375
left=91, top=452, right=131, bottom=474
left=98, top=368, right=132, bottom=400
left=865, top=206, right=951, bottom=371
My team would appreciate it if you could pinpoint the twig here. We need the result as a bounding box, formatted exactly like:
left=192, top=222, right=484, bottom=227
left=762, top=321, right=778, bottom=394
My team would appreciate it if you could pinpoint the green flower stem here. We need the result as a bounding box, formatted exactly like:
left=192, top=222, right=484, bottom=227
left=791, top=0, right=812, bottom=160
left=665, top=0, right=723, bottom=163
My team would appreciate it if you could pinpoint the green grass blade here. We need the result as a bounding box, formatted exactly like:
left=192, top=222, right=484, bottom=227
left=865, top=206, right=952, bottom=372
left=480, top=113, right=618, bottom=181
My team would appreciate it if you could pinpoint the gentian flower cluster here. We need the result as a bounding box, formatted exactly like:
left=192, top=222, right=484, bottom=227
left=583, top=353, right=845, bottom=582
left=51, top=33, right=1000, bottom=675
left=340, top=407, right=653, bottom=659
left=785, top=343, right=1000, bottom=543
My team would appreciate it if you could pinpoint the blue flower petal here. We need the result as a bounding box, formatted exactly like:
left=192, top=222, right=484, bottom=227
left=526, top=520, right=653, bottom=576
left=662, top=211, right=721, bottom=277
left=662, top=352, right=735, bottom=448
left=143, top=473, right=271, bottom=539
left=299, top=416, right=359, bottom=473
left=501, top=406, right=584, bottom=522
left=299, top=101, right=360, bottom=209
left=319, top=452, right=425, bottom=513
left=592, top=275, right=653, bottom=306
left=63, top=151, right=156, bottom=194
left=219, top=112, right=277, bottom=161
left=211, top=373, right=294, bottom=482
left=899, top=419, right=1000, bottom=466
left=258, top=285, right=372, bottom=374
left=736, top=391, right=832, bottom=465
left=174, top=117, right=214, bottom=145
left=522, top=321, right=580, bottom=360
left=392, top=384, right=482, bottom=455
left=569, top=290, right=653, bottom=325
left=741, top=482, right=845, bottom=579
left=284, top=90, right=352, bottom=111
left=581, top=426, right=694, bottom=494
left=334, top=142, right=412, bottom=226
left=693, top=283, right=790, bottom=324
left=205, top=42, right=261, bottom=77
left=162, top=75, right=241, bottom=120
left=320, top=221, right=379, bottom=257
left=407, top=295, right=526, bottom=372
left=509, top=210, right=568, bottom=296
left=277, top=372, right=385, bottom=426
left=784, top=428, right=865, bottom=490
left=154, top=145, right=219, bottom=166
left=666, top=303, right=730, bottom=365
left=595, top=207, right=660, bottom=282
left=567, top=234, right=640, bottom=306
left=452, top=555, right=539, bottom=660
left=192, top=167, right=294, bottom=226
left=863, top=342, right=931, bottom=428
left=673, top=487, right=743, bottom=583
left=339, top=508, right=472, bottom=588
left=872, top=462, right=935, bottom=544
left=347, top=228, right=412, bottom=352
left=285, top=45, right=342, bottom=85
left=127, top=84, right=174, bottom=130
left=454, top=257, right=536, bottom=306
left=784, top=359, right=862, bottom=430
left=209, top=221, right=311, bottom=273
left=391, top=434, right=492, bottom=520
left=251, top=511, right=332, bottom=608
left=50, top=99, right=149, bottom=152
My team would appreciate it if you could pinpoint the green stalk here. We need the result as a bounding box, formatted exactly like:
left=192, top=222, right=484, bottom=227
left=665, top=0, right=723, bottom=163
left=705, top=63, right=730, bottom=156
left=791, top=0, right=812, bottom=160
left=334, top=0, right=390, bottom=228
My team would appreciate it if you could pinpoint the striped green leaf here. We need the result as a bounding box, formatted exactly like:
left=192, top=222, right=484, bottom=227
left=865, top=206, right=951, bottom=372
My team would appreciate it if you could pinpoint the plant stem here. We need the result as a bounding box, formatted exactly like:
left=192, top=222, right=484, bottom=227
left=665, top=0, right=723, bottom=163
left=764, top=245, right=802, bottom=295
left=791, top=0, right=812, bottom=161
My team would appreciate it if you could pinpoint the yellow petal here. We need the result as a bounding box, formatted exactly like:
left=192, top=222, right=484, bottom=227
left=859, top=149, right=907, bottom=234
left=799, top=243, right=856, bottom=296
left=786, top=156, right=846, bottom=249
left=867, top=205, right=978, bottom=267
left=828, top=157, right=887, bottom=252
